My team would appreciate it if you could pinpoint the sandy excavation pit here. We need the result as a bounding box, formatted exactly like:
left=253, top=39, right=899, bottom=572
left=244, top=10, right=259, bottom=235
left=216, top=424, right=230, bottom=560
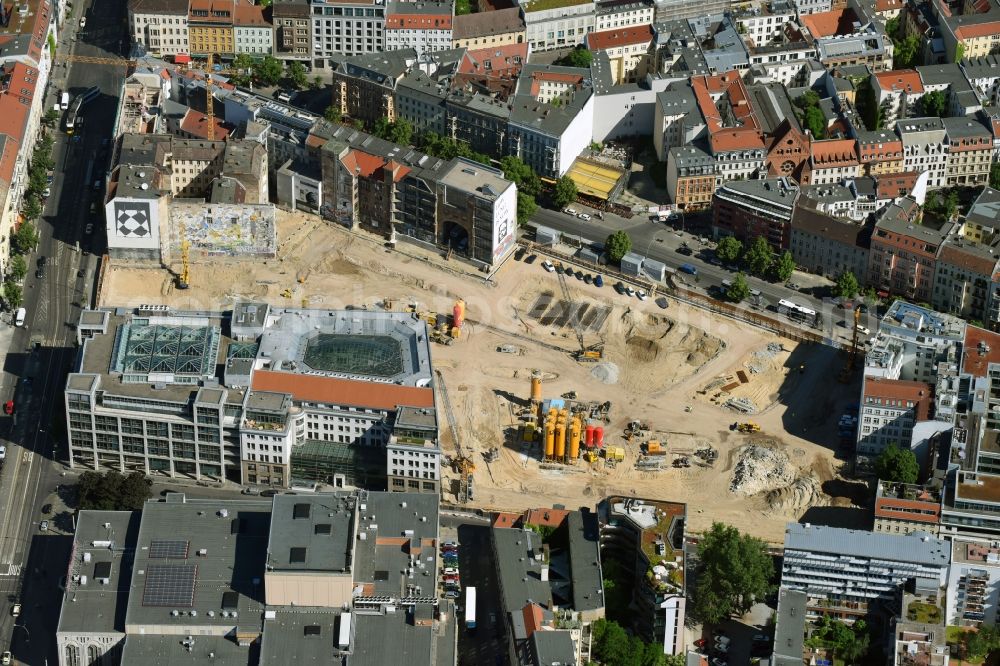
left=101, top=209, right=865, bottom=543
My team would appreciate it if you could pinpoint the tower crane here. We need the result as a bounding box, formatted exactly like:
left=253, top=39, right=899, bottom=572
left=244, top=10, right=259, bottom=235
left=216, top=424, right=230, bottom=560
left=177, top=239, right=190, bottom=290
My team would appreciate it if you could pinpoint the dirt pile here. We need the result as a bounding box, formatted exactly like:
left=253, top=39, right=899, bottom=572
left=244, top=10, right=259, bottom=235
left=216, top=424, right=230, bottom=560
left=626, top=336, right=660, bottom=362
left=729, top=445, right=796, bottom=496
left=766, top=475, right=827, bottom=513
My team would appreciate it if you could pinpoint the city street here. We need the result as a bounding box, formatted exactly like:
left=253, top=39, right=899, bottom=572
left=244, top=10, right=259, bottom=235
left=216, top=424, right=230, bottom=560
left=0, top=0, right=127, bottom=660
left=527, top=206, right=878, bottom=343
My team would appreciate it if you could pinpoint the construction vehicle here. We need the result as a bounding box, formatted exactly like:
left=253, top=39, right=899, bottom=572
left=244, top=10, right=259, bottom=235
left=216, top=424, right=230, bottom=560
left=572, top=343, right=604, bottom=363
left=732, top=422, right=760, bottom=433
left=583, top=450, right=599, bottom=463
left=673, top=457, right=691, bottom=468
left=604, top=446, right=625, bottom=463
left=555, top=260, right=597, bottom=363
left=644, top=440, right=667, bottom=456
left=177, top=239, right=190, bottom=289
left=838, top=306, right=863, bottom=383
left=561, top=391, right=578, bottom=400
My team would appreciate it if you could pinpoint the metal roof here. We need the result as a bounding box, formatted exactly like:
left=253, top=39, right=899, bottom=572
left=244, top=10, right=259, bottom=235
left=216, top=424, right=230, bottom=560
left=783, top=523, right=951, bottom=566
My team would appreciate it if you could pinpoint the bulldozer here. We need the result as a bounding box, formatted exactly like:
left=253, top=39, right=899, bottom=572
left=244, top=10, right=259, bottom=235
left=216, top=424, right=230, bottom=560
left=732, top=422, right=761, bottom=433
left=451, top=455, right=475, bottom=475
left=573, top=343, right=604, bottom=363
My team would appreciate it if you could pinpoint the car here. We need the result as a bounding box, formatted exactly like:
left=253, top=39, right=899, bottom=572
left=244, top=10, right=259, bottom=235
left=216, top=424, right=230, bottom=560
left=524, top=254, right=537, bottom=264
left=562, top=264, right=574, bottom=276
left=41, top=504, right=51, bottom=515
left=785, top=282, right=800, bottom=290
left=594, top=275, right=603, bottom=287
left=752, top=634, right=770, bottom=643
left=584, top=274, right=592, bottom=284
left=43, top=187, right=51, bottom=197
left=625, top=286, right=636, bottom=297
left=85, top=223, right=94, bottom=234
left=855, top=324, right=871, bottom=336
left=93, top=179, right=102, bottom=191
left=79, top=16, right=86, bottom=27
left=441, top=541, right=457, bottom=547
left=10, top=604, right=19, bottom=617
left=676, top=245, right=693, bottom=256
left=710, top=659, right=727, bottom=666
left=514, top=248, right=525, bottom=261
left=578, top=213, right=591, bottom=221
left=276, top=90, right=294, bottom=103
left=563, top=207, right=577, bottom=215
left=3, top=401, right=12, bottom=416
left=442, top=551, right=458, bottom=558
left=637, top=290, right=647, bottom=301
left=445, top=589, right=460, bottom=598
left=39, top=520, right=49, bottom=531
left=1, top=651, right=9, bottom=665
left=0, top=447, right=6, bottom=460
left=541, top=260, right=555, bottom=272
left=260, top=489, right=278, bottom=497
left=694, top=638, right=707, bottom=648
left=35, top=267, right=43, bottom=279
left=575, top=270, right=584, bottom=280
left=443, top=567, right=459, bottom=575
left=614, top=281, right=626, bottom=294
left=37, top=256, right=46, bottom=267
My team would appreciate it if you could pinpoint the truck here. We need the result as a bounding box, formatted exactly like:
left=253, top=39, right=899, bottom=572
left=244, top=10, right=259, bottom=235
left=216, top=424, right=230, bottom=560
left=465, top=586, right=476, bottom=629
left=60, top=91, right=69, bottom=110
left=679, top=263, right=698, bottom=276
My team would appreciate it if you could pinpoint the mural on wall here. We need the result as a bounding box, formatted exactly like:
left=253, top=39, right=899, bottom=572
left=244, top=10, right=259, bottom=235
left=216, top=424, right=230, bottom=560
left=115, top=201, right=153, bottom=238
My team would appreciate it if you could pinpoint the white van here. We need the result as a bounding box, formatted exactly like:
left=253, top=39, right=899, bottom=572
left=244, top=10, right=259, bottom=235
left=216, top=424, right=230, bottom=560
left=60, top=91, right=69, bottom=110
left=14, top=308, right=25, bottom=327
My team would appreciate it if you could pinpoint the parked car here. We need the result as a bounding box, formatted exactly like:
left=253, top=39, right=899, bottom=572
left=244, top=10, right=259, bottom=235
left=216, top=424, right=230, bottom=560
left=39, top=520, right=49, bottom=532
left=594, top=275, right=603, bottom=287
left=636, top=290, right=647, bottom=301
left=10, top=604, right=19, bottom=618
left=856, top=324, right=871, bottom=336
left=676, top=245, right=693, bottom=256
left=625, top=286, right=635, bottom=297
left=3, top=401, right=13, bottom=415
left=524, top=254, right=537, bottom=264
left=1, top=651, right=10, bottom=665
left=443, top=567, right=458, bottom=575
left=578, top=213, right=591, bottom=221
left=614, top=281, right=626, bottom=294
left=79, top=16, right=86, bottom=27
left=541, top=260, right=555, bottom=273
left=563, top=207, right=577, bottom=215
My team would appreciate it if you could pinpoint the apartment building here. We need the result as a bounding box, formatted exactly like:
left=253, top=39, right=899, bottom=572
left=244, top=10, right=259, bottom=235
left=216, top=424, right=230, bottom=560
left=652, top=84, right=700, bottom=162
left=584, top=25, right=654, bottom=84
left=941, top=15, right=1000, bottom=62
left=522, top=0, right=595, bottom=51
left=384, top=1, right=453, bottom=56
left=899, top=117, right=949, bottom=189
left=731, top=0, right=795, bottom=49
left=329, top=49, right=415, bottom=129
left=788, top=204, right=871, bottom=279
left=312, top=0, right=386, bottom=62
left=233, top=2, right=272, bottom=55
left=871, top=69, right=923, bottom=129
left=857, top=130, right=904, bottom=176
left=712, top=177, right=798, bottom=250
left=856, top=376, right=933, bottom=459
left=808, top=138, right=860, bottom=185
left=943, top=116, right=992, bottom=188
left=595, top=0, right=653, bottom=31
left=272, top=0, right=311, bottom=60
left=598, top=497, right=687, bottom=655
left=66, top=304, right=442, bottom=493
left=946, top=539, right=1000, bottom=628
left=128, top=0, right=190, bottom=58
left=868, top=197, right=949, bottom=303
left=451, top=6, right=525, bottom=48
left=187, top=0, right=235, bottom=57
left=874, top=481, right=943, bottom=535
left=666, top=145, right=715, bottom=211
left=781, top=523, right=951, bottom=623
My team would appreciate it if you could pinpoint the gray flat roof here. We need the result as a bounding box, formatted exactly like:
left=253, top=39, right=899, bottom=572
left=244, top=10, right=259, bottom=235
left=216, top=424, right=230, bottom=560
left=57, top=510, right=141, bottom=635
left=259, top=610, right=344, bottom=664
left=772, top=588, right=807, bottom=665
left=266, top=494, right=355, bottom=572
left=124, top=497, right=272, bottom=630
left=493, top=528, right=552, bottom=614
left=783, top=523, right=951, bottom=566
left=532, top=630, right=577, bottom=664
left=352, top=492, right=440, bottom=596
left=120, top=634, right=250, bottom=665
left=567, top=510, right=604, bottom=612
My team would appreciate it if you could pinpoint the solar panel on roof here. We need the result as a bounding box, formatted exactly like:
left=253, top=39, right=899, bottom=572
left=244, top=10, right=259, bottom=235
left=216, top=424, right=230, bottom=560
left=142, top=564, right=197, bottom=607
left=149, top=539, right=189, bottom=559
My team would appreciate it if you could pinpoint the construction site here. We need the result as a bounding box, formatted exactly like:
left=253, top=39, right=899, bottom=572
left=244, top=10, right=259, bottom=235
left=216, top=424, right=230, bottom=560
left=99, top=208, right=869, bottom=544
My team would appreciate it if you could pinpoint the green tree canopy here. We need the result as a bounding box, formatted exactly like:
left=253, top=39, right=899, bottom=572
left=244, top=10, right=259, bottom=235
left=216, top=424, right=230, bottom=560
left=873, top=443, right=919, bottom=484
left=556, top=47, right=593, bottom=68
left=835, top=271, right=860, bottom=300
left=726, top=272, right=750, bottom=303
left=552, top=175, right=578, bottom=208
left=744, top=236, right=774, bottom=277
left=8, top=255, right=26, bottom=282
left=772, top=250, right=796, bottom=282
left=715, top=236, right=743, bottom=263
left=605, top=230, right=632, bottom=263
left=794, top=90, right=820, bottom=110
left=894, top=34, right=921, bottom=68
left=254, top=56, right=283, bottom=87
left=288, top=61, right=309, bottom=89
left=12, top=222, right=37, bottom=255
left=802, top=106, right=826, bottom=138
left=324, top=105, right=342, bottom=124
left=77, top=470, right=152, bottom=511
left=389, top=118, right=413, bottom=146
left=516, top=192, right=537, bottom=226
left=690, top=522, right=774, bottom=625
left=806, top=617, right=870, bottom=663
left=991, top=162, right=1000, bottom=190
left=500, top=155, right=541, bottom=197
left=919, top=90, right=947, bottom=117
left=3, top=281, right=22, bottom=309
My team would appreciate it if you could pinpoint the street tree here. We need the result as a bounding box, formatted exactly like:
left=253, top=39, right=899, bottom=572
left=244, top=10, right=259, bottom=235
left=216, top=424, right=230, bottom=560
left=552, top=175, right=578, bottom=208
left=12, top=222, right=37, bottom=254
left=516, top=192, right=537, bottom=226
left=288, top=61, right=309, bottom=89
left=726, top=272, right=750, bottom=303
left=43, top=108, right=59, bottom=127
left=254, top=56, right=283, bottom=87
left=772, top=250, right=796, bottom=282
left=605, top=230, right=633, bottom=263
left=690, top=522, right=774, bottom=625
left=20, top=197, right=41, bottom=223
left=8, top=255, right=26, bottom=282
left=744, top=236, right=773, bottom=277
left=500, top=156, right=541, bottom=196
left=77, top=470, right=152, bottom=511
left=873, top=443, right=919, bottom=484
left=2, top=282, right=21, bottom=309
left=835, top=270, right=860, bottom=300
left=715, top=236, right=743, bottom=263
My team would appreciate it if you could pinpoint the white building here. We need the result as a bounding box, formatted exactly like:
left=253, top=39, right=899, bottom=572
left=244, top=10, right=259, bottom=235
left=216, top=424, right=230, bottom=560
left=234, top=4, right=273, bottom=56
left=594, top=0, right=653, bottom=31
left=652, top=84, right=702, bottom=161
left=384, top=1, right=454, bottom=56
left=899, top=117, right=949, bottom=189
left=522, top=0, right=595, bottom=51
left=127, top=0, right=190, bottom=58
left=947, top=539, right=1000, bottom=628
left=312, top=0, right=386, bottom=63
left=733, top=1, right=796, bottom=49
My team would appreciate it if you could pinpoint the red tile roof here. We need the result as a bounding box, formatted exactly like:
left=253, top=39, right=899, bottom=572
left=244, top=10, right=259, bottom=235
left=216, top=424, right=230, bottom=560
left=233, top=2, right=268, bottom=26
left=874, top=69, right=923, bottom=94
left=492, top=512, right=521, bottom=528
left=585, top=25, right=654, bottom=50
left=801, top=7, right=859, bottom=37
left=963, top=326, right=1000, bottom=377
left=875, top=171, right=919, bottom=198
left=523, top=507, right=569, bottom=527
left=863, top=377, right=932, bottom=420
left=811, top=138, right=858, bottom=167
left=710, top=129, right=765, bottom=152
left=875, top=0, right=904, bottom=12
left=179, top=109, right=232, bottom=140
left=251, top=369, right=435, bottom=410
left=955, top=20, right=1000, bottom=39
left=521, top=603, right=545, bottom=638
left=0, top=62, right=38, bottom=166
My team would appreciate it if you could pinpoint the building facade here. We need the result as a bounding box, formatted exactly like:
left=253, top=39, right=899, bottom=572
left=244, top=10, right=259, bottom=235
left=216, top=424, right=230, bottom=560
left=128, top=0, right=191, bottom=58
left=311, top=0, right=386, bottom=63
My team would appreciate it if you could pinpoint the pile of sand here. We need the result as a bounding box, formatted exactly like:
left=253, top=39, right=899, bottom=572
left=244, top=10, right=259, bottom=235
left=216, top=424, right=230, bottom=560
left=729, top=445, right=796, bottom=496
left=766, top=475, right=827, bottom=513
left=590, top=362, right=620, bottom=384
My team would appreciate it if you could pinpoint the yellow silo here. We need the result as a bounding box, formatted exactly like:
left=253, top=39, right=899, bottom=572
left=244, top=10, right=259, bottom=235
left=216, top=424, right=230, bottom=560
left=555, top=421, right=566, bottom=459
left=569, top=416, right=582, bottom=460
left=544, top=422, right=555, bottom=459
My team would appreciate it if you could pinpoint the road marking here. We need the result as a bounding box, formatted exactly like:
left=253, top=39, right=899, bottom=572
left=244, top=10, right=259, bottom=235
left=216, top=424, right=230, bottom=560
left=0, top=564, right=21, bottom=577
left=20, top=452, right=30, bottom=465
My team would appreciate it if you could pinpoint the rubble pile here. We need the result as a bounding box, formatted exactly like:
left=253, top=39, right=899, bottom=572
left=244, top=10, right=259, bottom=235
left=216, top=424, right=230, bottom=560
left=766, top=475, right=827, bottom=513
left=729, top=445, right=796, bottom=496
left=746, top=342, right=784, bottom=374
left=590, top=361, right=620, bottom=385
